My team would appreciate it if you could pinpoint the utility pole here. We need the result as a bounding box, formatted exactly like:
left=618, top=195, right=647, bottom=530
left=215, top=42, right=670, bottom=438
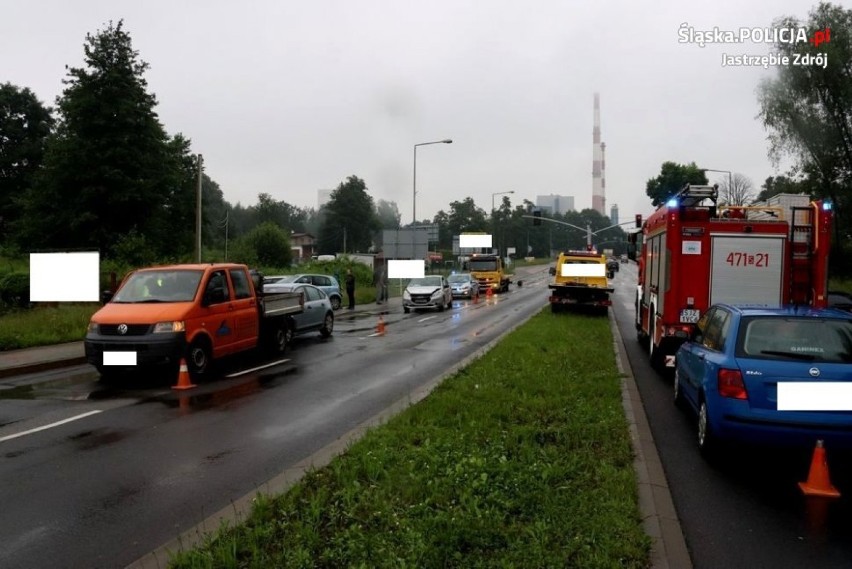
left=195, top=154, right=203, bottom=263
left=223, top=211, right=229, bottom=261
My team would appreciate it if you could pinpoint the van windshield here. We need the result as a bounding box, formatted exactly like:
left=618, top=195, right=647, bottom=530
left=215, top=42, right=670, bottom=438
left=112, top=270, right=203, bottom=303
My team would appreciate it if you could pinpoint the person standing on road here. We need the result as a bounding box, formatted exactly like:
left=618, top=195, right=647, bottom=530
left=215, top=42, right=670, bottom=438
left=374, top=264, right=387, bottom=304
left=345, top=269, right=356, bottom=309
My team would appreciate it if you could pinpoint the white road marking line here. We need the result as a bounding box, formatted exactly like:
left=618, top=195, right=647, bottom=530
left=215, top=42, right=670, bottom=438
left=225, top=359, right=291, bottom=378
left=0, top=410, right=103, bottom=443
left=418, top=316, right=436, bottom=322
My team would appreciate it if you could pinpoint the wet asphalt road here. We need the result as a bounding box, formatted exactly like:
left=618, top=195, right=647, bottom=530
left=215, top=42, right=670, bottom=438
left=612, top=263, right=852, bottom=569
left=0, top=267, right=551, bottom=569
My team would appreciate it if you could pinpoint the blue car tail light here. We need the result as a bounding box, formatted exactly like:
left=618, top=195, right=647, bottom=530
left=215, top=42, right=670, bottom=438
left=718, top=368, right=747, bottom=399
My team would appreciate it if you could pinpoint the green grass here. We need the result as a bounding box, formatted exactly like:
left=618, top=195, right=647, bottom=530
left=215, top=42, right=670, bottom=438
left=829, top=277, right=852, bottom=295
left=168, top=309, right=651, bottom=568
left=0, top=303, right=99, bottom=350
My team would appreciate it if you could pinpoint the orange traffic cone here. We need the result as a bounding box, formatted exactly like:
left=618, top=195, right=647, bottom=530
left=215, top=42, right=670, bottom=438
left=798, top=440, right=840, bottom=498
left=486, top=286, right=493, bottom=299
left=376, top=315, right=386, bottom=336
left=172, top=358, right=197, bottom=391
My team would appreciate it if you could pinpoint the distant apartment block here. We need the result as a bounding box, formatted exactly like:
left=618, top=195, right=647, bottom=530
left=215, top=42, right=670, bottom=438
left=536, top=194, right=574, bottom=215
left=610, top=204, right=619, bottom=226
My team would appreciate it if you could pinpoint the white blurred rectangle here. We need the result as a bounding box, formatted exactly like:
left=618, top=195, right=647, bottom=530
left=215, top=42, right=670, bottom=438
left=103, top=352, right=137, bottom=366
left=778, top=383, right=852, bottom=411
left=459, top=234, right=492, bottom=248
left=30, top=252, right=100, bottom=302
left=388, top=260, right=424, bottom=279
left=561, top=263, right=606, bottom=277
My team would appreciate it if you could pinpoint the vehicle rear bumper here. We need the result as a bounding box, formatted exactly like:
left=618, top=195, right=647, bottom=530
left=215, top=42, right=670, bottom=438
left=84, top=332, right=186, bottom=368
left=716, top=407, right=852, bottom=449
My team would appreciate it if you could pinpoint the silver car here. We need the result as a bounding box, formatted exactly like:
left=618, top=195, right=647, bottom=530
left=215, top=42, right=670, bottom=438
left=264, top=274, right=343, bottom=310
left=403, top=275, right=453, bottom=313
left=447, top=273, right=480, bottom=298
left=263, top=283, right=334, bottom=342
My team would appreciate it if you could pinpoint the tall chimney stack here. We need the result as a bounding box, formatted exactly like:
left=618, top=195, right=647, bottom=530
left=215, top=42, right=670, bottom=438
left=592, top=93, right=605, bottom=215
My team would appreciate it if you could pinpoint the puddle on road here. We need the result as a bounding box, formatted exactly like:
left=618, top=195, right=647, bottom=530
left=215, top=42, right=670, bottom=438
left=0, top=370, right=105, bottom=401
left=0, top=360, right=298, bottom=415
left=151, top=363, right=298, bottom=413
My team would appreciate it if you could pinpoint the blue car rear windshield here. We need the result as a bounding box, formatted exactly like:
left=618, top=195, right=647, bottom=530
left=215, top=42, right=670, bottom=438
left=737, top=316, right=852, bottom=363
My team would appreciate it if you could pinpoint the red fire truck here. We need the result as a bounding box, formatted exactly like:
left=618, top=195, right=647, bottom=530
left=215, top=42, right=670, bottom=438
left=635, top=184, right=833, bottom=369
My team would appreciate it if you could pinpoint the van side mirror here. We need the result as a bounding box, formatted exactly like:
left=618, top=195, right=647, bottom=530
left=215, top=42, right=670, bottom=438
left=549, top=267, right=556, bottom=276
left=203, top=287, right=227, bottom=306
left=101, top=289, right=115, bottom=304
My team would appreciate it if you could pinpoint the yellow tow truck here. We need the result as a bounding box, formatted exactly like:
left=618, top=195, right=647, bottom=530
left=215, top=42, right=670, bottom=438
left=548, top=250, right=613, bottom=314
left=469, top=254, right=511, bottom=293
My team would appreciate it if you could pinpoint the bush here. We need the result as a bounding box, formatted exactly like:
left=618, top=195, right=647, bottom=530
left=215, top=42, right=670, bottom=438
left=232, top=223, right=292, bottom=268
left=0, top=271, right=30, bottom=309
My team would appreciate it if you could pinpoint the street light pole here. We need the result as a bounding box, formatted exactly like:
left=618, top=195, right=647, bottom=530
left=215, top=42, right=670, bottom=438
left=700, top=168, right=733, bottom=200
left=491, top=190, right=515, bottom=213
left=413, top=139, right=452, bottom=224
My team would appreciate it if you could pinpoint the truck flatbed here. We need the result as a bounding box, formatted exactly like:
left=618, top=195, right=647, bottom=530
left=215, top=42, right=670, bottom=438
left=259, top=290, right=304, bottom=318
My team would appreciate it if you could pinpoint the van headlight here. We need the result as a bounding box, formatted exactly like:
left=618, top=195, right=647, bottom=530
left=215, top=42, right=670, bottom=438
left=87, top=321, right=99, bottom=334
left=153, top=321, right=186, bottom=333
left=403, top=290, right=411, bottom=300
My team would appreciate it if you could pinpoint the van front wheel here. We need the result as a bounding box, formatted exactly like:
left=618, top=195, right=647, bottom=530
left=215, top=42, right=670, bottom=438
left=187, top=338, right=212, bottom=379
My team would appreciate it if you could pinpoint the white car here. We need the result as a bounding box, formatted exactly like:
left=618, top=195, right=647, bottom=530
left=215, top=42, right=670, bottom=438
left=403, top=275, right=453, bottom=313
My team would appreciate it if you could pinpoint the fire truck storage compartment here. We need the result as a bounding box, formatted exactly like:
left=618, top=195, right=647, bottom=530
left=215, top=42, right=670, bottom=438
left=709, top=234, right=785, bottom=306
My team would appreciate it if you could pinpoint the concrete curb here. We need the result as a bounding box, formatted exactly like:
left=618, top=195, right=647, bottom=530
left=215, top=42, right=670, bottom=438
left=610, top=311, right=693, bottom=569
left=126, top=301, right=550, bottom=569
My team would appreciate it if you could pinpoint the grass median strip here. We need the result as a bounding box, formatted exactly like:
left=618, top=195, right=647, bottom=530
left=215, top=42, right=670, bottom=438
left=168, top=308, right=651, bottom=568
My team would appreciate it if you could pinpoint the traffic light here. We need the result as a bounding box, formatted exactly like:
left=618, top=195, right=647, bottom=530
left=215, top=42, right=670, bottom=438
left=635, top=213, right=642, bottom=228
left=533, top=209, right=541, bottom=226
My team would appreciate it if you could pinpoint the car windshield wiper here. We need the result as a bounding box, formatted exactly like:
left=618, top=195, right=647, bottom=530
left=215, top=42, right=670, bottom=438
left=759, top=350, right=816, bottom=361
left=134, top=299, right=167, bottom=303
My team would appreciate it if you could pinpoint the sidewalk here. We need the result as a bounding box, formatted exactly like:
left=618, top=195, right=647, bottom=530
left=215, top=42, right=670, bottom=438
left=0, top=297, right=403, bottom=380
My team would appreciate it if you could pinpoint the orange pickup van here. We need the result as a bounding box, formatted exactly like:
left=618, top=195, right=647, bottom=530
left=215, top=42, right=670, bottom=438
left=84, top=263, right=303, bottom=379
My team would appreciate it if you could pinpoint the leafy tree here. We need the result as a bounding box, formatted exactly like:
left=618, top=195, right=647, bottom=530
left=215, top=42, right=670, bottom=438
left=375, top=199, right=402, bottom=229
left=318, top=175, right=380, bottom=254
left=645, top=162, right=708, bottom=207
left=251, top=192, right=307, bottom=232
left=757, top=2, right=852, bottom=244
left=447, top=197, right=488, bottom=237
left=432, top=209, right=451, bottom=250
left=14, top=20, right=191, bottom=260
left=0, top=83, right=54, bottom=240
left=231, top=221, right=292, bottom=267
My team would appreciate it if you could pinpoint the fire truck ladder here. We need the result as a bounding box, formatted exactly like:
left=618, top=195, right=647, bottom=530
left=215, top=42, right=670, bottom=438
left=789, top=205, right=816, bottom=305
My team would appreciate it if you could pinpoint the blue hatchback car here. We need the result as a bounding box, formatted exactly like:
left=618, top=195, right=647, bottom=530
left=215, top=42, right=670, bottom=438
left=674, top=304, right=852, bottom=457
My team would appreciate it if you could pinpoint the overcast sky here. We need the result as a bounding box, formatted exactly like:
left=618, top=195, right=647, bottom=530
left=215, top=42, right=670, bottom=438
left=3, top=1, right=823, bottom=225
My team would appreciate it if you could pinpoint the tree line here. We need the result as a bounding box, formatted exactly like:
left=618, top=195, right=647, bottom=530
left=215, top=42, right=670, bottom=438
left=2, top=4, right=850, bottom=271
left=643, top=3, right=852, bottom=273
